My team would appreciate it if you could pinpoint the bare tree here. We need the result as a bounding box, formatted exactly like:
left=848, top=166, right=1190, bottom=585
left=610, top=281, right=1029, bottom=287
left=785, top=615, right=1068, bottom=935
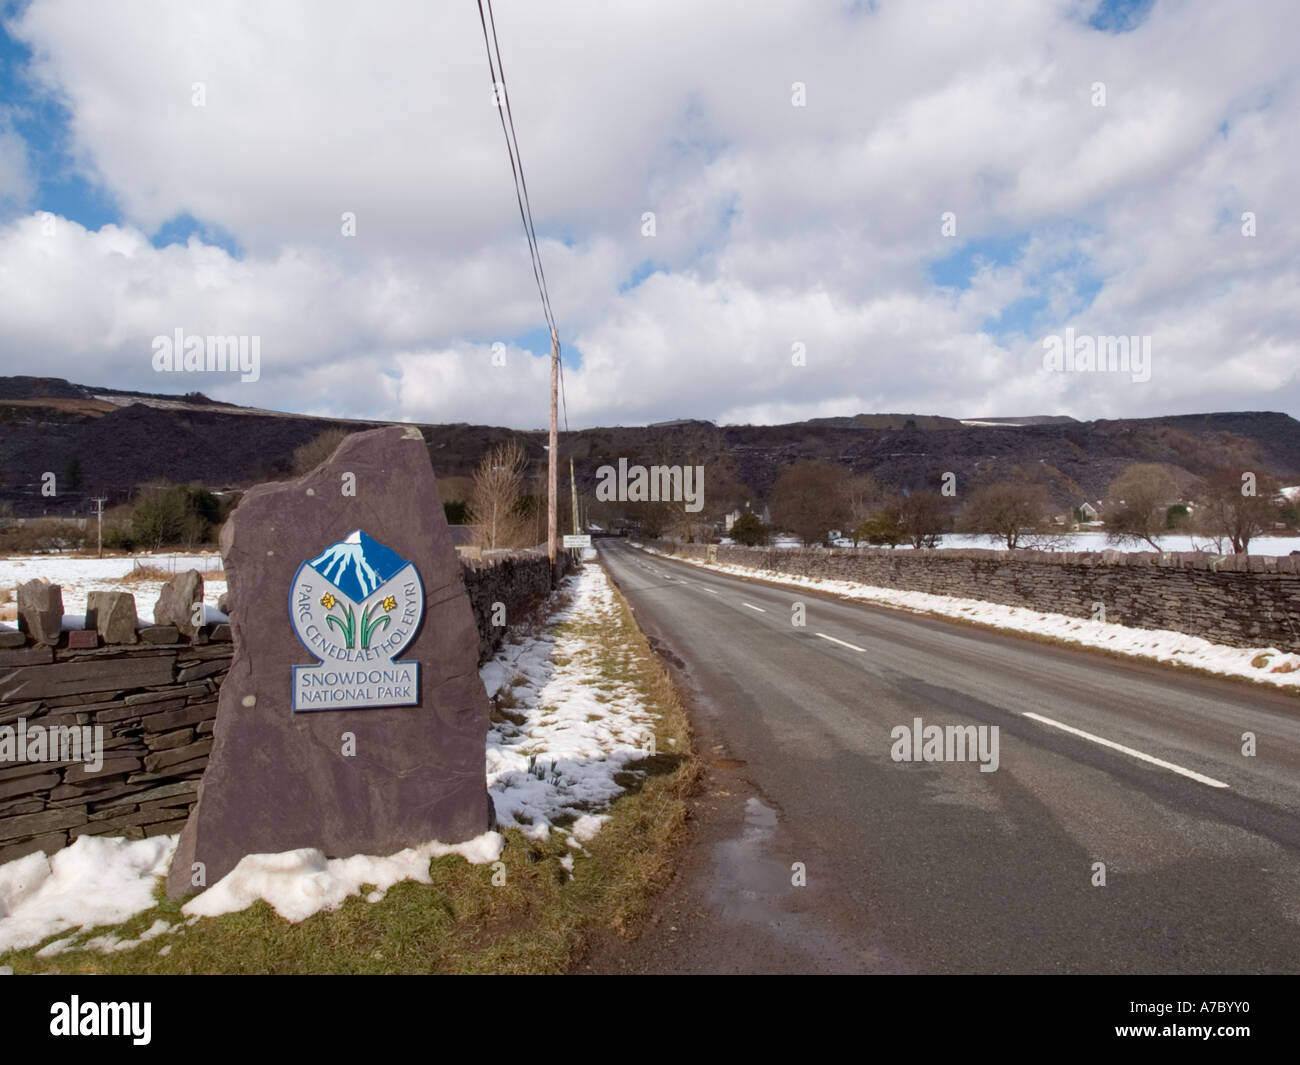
left=769, top=461, right=850, bottom=545
left=899, top=490, right=949, bottom=549
left=469, top=440, right=530, bottom=550
left=646, top=431, right=750, bottom=542
left=842, top=474, right=883, bottom=544
left=1105, top=463, right=1178, bottom=550
left=959, top=480, right=1047, bottom=549
left=1194, top=468, right=1282, bottom=554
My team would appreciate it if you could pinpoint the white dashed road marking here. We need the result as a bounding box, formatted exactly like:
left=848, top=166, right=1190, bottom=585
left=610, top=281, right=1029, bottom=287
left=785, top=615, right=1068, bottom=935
left=815, top=632, right=866, bottom=653
left=1023, top=712, right=1230, bottom=789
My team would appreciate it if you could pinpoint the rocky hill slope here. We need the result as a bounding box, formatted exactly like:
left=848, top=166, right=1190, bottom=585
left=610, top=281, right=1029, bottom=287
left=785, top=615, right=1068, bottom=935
left=1, top=376, right=1297, bottom=517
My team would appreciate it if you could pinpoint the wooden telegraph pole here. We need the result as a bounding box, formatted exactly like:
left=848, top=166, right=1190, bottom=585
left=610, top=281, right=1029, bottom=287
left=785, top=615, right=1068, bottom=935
left=547, top=328, right=558, bottom=564
left=570, top=456, right=580, bottom=535
left=93, top=496, right=107, bottom=559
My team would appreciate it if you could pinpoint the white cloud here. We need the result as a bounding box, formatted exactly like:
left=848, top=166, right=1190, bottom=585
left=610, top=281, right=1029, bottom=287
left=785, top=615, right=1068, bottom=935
left=0, top=0, right=1296, bottom=427
left=0, top=119, right=32, bottom=211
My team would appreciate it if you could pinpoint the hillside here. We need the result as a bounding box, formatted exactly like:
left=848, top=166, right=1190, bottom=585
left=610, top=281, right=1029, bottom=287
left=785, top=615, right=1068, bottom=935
left=1, top=376, right=1298, bottom=517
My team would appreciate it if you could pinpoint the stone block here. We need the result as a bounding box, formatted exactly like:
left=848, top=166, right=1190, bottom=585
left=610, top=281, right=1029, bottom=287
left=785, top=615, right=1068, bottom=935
left=16, top=579, right=63, bottom=646
left=0, top=831, right=67, bottom=865
left=0, top=805, right=87, bottom=842
left=144, top=739, right=212, bottom=773
left=138, top=701, right=215, bottom=733
left=62, top=754, right=143, bottom=784
left=154, top=571, right=204, bottom=641
left=139, top=625, right=180, bottom=645
left=123, top=688, right=187, bottom=706
left=86, top=590, right=139, bottom=644
left=114, top=779, right=200, bottom=807
left=144, top=728, right=195, bottom=752
left=176, top=659, right=227, bottom=683
left=0, top=772, right=59, bottom=800
left=49, top=779, right=140, bottom=806
left=0, top=655, right=175, bottom=702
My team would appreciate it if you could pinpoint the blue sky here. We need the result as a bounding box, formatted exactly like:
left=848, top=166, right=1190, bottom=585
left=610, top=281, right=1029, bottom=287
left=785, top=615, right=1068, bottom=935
left=0, top=0, right=1295, bottom=427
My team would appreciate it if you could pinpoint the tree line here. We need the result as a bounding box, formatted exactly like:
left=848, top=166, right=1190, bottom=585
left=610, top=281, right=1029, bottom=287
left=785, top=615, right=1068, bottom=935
left=727, top=460, right=1296, bottom=554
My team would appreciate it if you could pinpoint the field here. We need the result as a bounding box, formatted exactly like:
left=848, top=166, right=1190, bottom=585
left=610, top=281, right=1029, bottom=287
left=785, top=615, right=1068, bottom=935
left=0, top=552, right=225, bottom=626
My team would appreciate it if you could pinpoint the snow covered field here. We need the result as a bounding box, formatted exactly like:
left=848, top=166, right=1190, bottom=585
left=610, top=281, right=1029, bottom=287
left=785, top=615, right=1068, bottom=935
left=640, top=545, right=1300, bottom=691
left=0, top=552, right=226, bottom=626
left=0, top=562, right=660, bottom=953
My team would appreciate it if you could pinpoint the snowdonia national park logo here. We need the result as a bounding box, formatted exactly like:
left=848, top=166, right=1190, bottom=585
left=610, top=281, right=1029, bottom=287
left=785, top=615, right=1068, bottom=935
left=288, top=530, right=424, bottom=711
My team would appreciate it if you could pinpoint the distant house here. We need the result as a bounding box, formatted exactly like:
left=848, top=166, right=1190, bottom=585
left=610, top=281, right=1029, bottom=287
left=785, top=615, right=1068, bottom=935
left=1077, top=501, right=1103, bottom=522
left=724, top=502, right=770, bottom=533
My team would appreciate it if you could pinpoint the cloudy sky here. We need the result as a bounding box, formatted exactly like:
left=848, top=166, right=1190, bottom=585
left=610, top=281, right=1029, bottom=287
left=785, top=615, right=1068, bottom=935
left=0, top=0, right=1296, bottom=428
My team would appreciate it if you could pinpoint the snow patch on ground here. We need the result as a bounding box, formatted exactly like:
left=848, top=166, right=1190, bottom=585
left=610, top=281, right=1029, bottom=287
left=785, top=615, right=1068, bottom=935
left=0, top=552, right=225, bottom=623
left=183, top=834, right=504, bottom=924
left=640, top=546, right=1300, bottom=690
left=483, top=566, right=658, bottom=841
left=0, top=835, right=176, bottom=953
left=0, top=563, right=656, bottom=949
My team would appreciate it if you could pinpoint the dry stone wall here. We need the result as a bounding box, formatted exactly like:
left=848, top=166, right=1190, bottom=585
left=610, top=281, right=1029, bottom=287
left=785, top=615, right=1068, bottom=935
left=461, top=553, right=573, bottom=664
left=0, top=552, right=570, bottom=864
left=643, top=541, right=1300, bottom=654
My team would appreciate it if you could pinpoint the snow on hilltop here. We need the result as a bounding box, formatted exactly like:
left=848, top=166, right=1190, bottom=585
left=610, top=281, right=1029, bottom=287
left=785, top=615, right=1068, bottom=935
left=307, top=530, right=407, bottom=601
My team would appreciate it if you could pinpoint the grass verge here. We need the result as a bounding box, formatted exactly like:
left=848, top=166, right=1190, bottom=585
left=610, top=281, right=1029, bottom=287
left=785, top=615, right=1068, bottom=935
left=0, top=563, right=698, bottom=974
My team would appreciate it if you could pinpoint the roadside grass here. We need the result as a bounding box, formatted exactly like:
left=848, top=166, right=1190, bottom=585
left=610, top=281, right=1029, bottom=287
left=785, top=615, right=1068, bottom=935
left=0, top=564, right=698, bottom=975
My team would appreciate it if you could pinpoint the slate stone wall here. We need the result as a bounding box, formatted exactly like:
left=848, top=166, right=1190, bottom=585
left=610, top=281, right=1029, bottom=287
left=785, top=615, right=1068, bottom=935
left=461, top=552, right=575, bottom=665
left=0, top=552, right=574, bottom=864
left=0, top=637, right=226, bottom=864
left=643, top=540, right=1300, bottom=654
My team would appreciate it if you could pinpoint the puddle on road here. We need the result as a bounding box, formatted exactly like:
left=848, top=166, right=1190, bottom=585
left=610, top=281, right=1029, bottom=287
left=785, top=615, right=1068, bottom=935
left=708, top=798, right=789, bottom=922
left=706, top=796, right=915, bottom=972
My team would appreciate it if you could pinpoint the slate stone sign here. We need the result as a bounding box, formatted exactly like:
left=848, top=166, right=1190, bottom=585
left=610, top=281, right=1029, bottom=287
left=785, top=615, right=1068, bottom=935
left=167, top=425, right=491, bottom=896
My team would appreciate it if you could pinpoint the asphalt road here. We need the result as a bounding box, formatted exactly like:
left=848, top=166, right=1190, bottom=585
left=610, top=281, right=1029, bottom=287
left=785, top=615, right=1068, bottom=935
left=579, top=538, right=1300, bottom=974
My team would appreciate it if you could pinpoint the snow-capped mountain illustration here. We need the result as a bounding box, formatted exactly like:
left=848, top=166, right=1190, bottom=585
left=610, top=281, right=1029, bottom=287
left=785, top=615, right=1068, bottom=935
left=307, top=530, right=408, bottom=602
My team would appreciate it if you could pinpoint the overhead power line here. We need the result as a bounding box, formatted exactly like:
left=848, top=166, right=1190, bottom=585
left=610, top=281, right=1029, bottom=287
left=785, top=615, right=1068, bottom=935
left=476, top=0, right=557, bottom=340
left=474, top=0, right=568, bottom=561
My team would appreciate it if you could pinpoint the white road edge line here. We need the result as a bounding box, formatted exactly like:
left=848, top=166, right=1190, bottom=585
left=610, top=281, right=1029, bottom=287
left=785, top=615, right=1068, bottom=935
left=702, top=587, right=719, bottom=594
left=816, top=632, right=866, bottom=653
left=742, top=602, right=766, bottom=613
left=1022, top=711, right=1230, bottom=789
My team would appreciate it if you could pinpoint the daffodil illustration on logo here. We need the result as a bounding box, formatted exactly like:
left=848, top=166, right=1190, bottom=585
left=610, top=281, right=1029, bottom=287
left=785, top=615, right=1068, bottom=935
left=288, top=531, right=424, bottom=711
